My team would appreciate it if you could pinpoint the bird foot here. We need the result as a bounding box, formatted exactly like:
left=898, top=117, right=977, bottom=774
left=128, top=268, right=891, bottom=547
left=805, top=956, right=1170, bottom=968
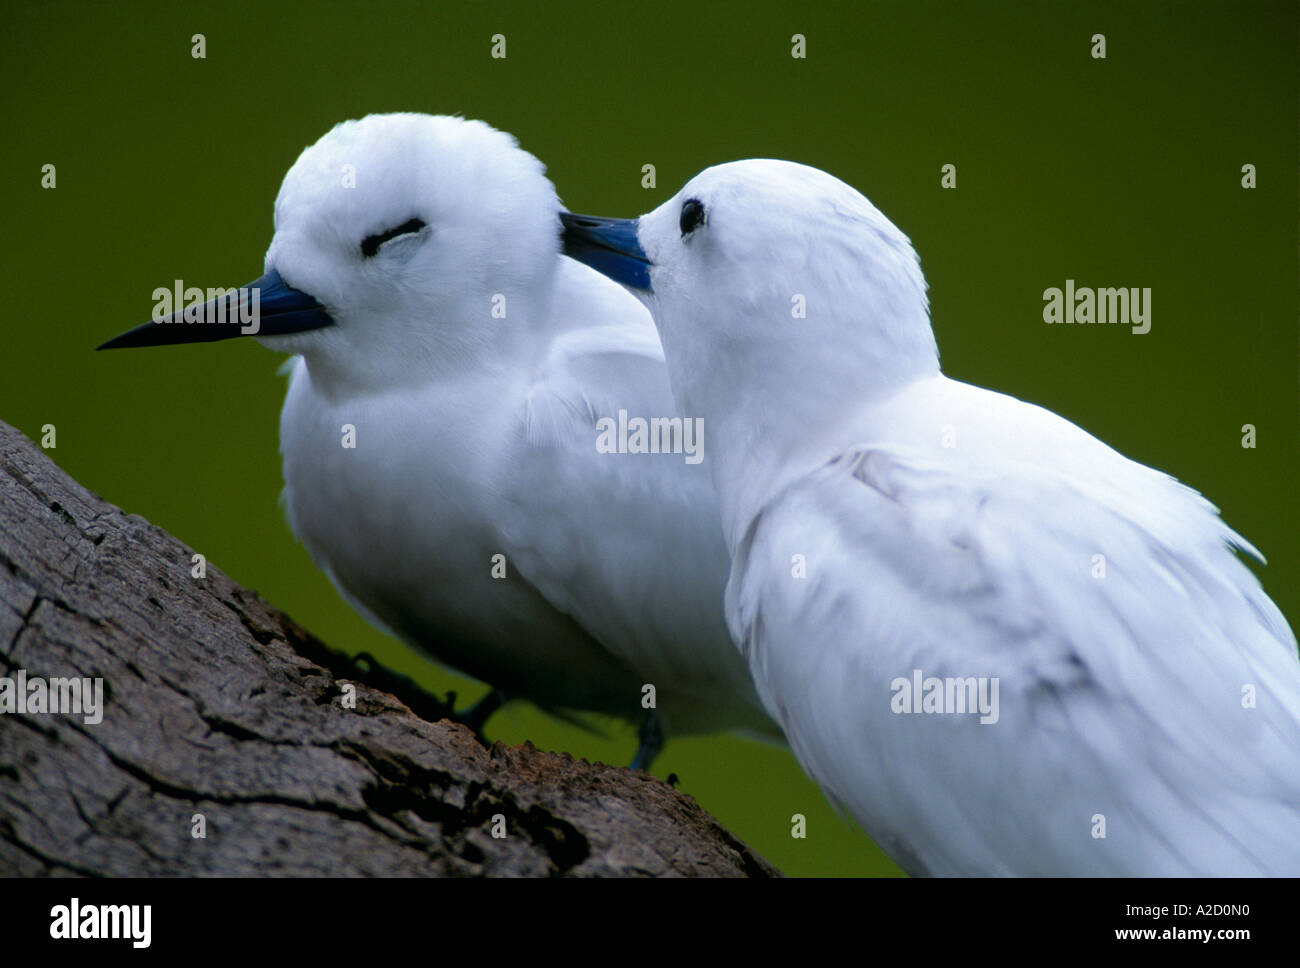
left=630, top=711, right=664, bottom=771
left=349, top=652, right=506, bottom=742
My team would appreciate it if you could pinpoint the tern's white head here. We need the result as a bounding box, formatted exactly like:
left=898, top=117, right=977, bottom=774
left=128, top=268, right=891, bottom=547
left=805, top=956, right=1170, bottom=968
left=264, top=113, right=562, bottom=388
left=562, top=160, right=939, bottom=425
left=100, top=113, right=566, bottom=392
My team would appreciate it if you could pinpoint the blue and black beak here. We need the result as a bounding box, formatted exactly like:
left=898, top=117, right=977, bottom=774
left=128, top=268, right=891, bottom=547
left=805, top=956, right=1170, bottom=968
left=559, top=212, right=652, bottom=293
left=97, top=269, right=333, bottom=350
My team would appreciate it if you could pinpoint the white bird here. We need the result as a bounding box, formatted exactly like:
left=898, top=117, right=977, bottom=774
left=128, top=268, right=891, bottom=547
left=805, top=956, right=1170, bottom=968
left=560, top=159, right=1300, bottom=874
left=99, top=114, right=779, bottom=763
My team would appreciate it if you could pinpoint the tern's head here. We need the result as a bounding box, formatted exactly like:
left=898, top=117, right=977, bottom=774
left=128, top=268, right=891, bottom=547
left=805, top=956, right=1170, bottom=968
left=101, top=113, right=563, bottom=388
left=561, top=160, right=939, bottom=414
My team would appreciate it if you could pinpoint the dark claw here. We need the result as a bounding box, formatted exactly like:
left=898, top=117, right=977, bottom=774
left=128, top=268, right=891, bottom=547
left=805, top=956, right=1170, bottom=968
left=348, top=652, right=507, bottom=741
left=455, top=688, right=507, bottom=739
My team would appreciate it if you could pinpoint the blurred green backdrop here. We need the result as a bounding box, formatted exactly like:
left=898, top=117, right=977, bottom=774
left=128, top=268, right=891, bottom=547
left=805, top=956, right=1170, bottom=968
left=2, top=0, right=1295, bottom=877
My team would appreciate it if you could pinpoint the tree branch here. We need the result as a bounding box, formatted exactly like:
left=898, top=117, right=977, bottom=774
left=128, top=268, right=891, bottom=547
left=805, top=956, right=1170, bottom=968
left=0, top=420, right=778, bottom=877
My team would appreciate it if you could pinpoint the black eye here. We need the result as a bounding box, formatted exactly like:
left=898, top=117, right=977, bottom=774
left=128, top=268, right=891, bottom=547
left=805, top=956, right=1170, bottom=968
left=361, top=217, right=426, bottom=257
left=680, top=198, right=705, bottom=236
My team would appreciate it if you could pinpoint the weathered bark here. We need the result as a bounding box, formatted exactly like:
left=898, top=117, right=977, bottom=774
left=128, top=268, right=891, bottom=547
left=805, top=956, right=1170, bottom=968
left=0, top=420, right=778, bottom=877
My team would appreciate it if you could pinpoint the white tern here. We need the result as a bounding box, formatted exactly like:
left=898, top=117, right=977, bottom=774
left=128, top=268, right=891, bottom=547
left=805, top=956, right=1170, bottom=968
left=99, top=114, right=779, bottom=764
left=560, top=159, right=1300, bottom=873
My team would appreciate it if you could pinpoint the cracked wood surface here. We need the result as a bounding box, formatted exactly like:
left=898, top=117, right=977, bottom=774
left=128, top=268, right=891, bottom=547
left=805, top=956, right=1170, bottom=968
left=0, top=420, right=779, bottom=877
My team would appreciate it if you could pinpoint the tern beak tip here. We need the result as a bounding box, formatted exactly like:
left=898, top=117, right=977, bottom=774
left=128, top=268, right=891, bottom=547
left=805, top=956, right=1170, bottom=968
left=96, top=269, right=333, bottom=350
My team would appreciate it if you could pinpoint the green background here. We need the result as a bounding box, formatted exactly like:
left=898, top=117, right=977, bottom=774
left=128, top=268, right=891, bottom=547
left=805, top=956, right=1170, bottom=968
left=2, top=0, right=1295, bottom=877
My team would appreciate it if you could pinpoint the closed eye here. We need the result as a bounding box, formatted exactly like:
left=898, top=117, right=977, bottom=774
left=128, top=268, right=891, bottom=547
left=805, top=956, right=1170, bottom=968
left=361, top=218, right=427, bottom=257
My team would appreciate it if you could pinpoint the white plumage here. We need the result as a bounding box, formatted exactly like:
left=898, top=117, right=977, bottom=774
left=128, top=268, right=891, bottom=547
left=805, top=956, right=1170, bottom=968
left=136, top=114, right=779, bottom=748
left=563, top=158, right=1300, bottom=874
